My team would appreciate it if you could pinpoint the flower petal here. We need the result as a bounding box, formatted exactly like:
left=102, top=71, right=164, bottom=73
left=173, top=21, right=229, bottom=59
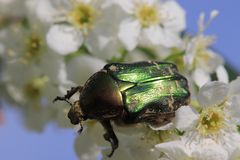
left=143, top=26, right=182, bottom=47
left=192, top=68, right=210, bottom=88
left=202, top=49, right=224, bottom=73
left=118, top=19, right=141, bottom=51
left=197, top=81, right=228, bottom=107
left=74, top=130, right=103, bottom=160
left=161, top=0, right=186, bottom=32
left=222, top=132, right=240, bottom=155
left=227, top=95, right=240, bottom=125
left=229, top=147, right=240, bottom=160
left=140, top=0, right=157, bottom=5
left=216, top=65, right=229, bottom=84
left=46, top=25, right=83, bottom=55
left=66, top=55, right=106, bottom=85
left=156, top=140, right=191, bottom=160
left=229, top=77, right=240, bottom=96
left=174, top=105, right=199, bottom=131
left=114, top=0, right=134, bottom=14
left=37, top=0, right=60, bottom=23
left=150, top=122, right=174, bottom=131
left=191, top=139, right=229, bottom=160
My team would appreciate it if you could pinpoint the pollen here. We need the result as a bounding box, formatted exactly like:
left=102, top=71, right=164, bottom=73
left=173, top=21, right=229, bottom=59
left=25, top=33, right=43, bottom=60
left=197, top=107, right=225, bottom=136
left=135, top=4, right=160, bottom=28
left=67, top=3, right=97, bottom=35
left=23, top=76, right=48, bottom=100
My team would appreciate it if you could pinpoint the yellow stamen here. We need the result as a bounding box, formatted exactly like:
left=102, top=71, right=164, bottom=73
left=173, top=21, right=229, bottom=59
left=67, top=3, right=97, bottom=35
left=25, top=33, right=43, bottom=60
left=197, top=107, right=225, bottom=136
left=135, top=4, right=160, bottom=28
left=23, top=76, right=48, bottom=100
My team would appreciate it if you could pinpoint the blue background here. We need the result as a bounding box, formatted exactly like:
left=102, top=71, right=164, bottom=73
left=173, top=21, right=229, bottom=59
left=0, top=1, right=239, bottom=160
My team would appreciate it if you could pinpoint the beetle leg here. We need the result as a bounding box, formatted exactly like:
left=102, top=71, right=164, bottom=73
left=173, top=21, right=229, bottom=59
left=77, top=121, right=84, bottom=134
left=53, top=86, right=83, bottom=103
left=100, top=120, right=119, bottom=157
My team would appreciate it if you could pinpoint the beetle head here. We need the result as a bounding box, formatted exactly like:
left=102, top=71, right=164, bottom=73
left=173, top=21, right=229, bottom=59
left=68, top=100, right=86, bottom=125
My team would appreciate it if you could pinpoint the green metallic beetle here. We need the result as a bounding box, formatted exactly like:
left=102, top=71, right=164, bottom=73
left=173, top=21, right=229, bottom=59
left=53, top=61, right=190, bottom=157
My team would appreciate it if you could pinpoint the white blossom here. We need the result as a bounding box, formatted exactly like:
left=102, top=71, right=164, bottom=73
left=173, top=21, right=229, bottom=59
left=115, top=0, right=185, bottom=51
left=0, top=1, right=239, bottom=159
left=156, top=138, right=229, bottom=160
left=44, top=0, right=115, bottom=56
left=184, top=11, right=227, bottom=87
left=174, top=79, right=240, bottom=154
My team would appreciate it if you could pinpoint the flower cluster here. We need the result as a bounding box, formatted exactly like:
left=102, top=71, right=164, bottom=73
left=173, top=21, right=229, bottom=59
left=0, top=0, right=239, bottom=159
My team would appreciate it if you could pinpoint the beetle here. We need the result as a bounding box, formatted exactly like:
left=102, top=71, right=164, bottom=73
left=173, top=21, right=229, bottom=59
left=53, top=61, right=190, bottom=157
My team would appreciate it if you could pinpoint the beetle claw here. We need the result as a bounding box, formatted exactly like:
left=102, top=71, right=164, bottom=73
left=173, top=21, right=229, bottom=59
left=100, top=120, right=119, bottom=157
left=103, top=133, right=118, bottom=157
left=77, top=122, right=84, bottom=134
left=103, top=131, right=119, bottom=157
left=53, top=96, right=64, bottom=103
left=53, top=96, right=73, bottom=107
left=53, top=86, right=83, bottom=103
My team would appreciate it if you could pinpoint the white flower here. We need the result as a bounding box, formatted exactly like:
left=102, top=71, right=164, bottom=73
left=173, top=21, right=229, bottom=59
left=1, top=23, right=50, bottom=64
left=115, top=0, right=185, bottom=51
left=184, top=11, right=227, bottom=87
left=1, top=24, right=69, bottom=105
left=156, top=138, right=229, bottom=160
left=85, top=4, right=126, bottom=60
left=174, top=79, right=240, bottom=153
left=184, top=34, right=227, bottom=87
left=185, top=34, right=224, bottom=72
left=2, top=54, right=72, bottom=130
left=45, top=0, right=111, bottom=55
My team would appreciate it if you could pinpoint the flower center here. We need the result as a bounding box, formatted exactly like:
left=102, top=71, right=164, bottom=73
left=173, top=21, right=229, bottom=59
left=23, top=76, right=48, bottom=100
left=197, top=107, right=225, bottom=136
left=135, top=4, right=160, bottom=28
left=67, top=3, right=97, bottom=34
left=25, top=33, right=43, bottom=60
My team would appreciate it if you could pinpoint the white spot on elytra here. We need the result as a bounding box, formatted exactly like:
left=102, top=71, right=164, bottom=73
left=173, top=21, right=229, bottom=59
left=109, top=65, right=118, bottom=71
